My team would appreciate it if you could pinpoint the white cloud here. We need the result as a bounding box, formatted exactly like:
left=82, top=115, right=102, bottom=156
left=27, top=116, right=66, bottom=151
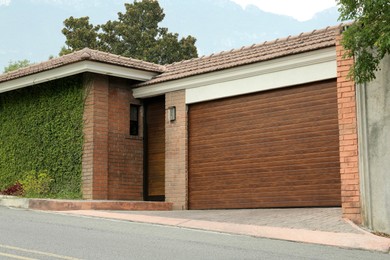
left=0, top=0, right=11, bottom=6
left=229, top=0, right=337, bottom=21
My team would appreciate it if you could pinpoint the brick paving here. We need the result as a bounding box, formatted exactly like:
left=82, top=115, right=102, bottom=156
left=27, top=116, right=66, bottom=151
left=109, top=207, right=364, bottom=234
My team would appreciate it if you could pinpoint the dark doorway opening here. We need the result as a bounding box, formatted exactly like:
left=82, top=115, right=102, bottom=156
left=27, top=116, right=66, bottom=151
left=144, top=96, right=165, bottom=201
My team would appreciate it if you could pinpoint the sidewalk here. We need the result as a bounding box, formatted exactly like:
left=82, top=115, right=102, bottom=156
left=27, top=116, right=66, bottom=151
left=1, top=196, right=389, bottom=253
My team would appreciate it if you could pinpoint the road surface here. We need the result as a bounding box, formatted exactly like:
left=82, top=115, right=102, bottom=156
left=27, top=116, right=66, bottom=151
left=0, top=207, right=388, bottom=259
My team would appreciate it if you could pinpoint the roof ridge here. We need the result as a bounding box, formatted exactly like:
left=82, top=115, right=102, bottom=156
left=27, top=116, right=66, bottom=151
left=76, top=48, right=166, bottom=71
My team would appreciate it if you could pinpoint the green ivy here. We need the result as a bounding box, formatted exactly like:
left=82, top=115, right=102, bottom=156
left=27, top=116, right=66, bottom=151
left=0, top=75, right=84, bottom=198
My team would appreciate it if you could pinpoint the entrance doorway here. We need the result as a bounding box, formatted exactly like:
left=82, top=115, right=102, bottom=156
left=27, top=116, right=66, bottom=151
left=144, top=96, right=165, bottom=201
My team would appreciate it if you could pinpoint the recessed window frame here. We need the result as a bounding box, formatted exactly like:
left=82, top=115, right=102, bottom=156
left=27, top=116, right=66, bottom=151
left=130, top=104, right=140, bottom=136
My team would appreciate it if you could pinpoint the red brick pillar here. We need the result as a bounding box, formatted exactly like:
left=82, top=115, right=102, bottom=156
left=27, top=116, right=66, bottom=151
left=165, top=90, right=188, bottom=209
left=336, top=33, right=361, bottom=223
left=82, top=73, right=109, bottom=200
left=107, top=78, right=143, bottom=200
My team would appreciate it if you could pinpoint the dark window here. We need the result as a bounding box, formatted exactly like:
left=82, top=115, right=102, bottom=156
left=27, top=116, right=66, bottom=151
left=130, top=105, right=139, bottom=136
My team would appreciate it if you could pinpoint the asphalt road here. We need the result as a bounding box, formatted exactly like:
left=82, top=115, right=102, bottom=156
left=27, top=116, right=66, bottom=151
left=0, top=207, right=388, bottom=260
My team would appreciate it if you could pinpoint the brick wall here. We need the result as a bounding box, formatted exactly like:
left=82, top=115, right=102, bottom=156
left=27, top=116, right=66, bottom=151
left=165, top=90, right=188, bottom=209
left=82, top=73, right=109, bottom=199
left=81, top=74, right=95, bottom=199
left=108, top=77, right=143, bottom=200
left=82, top=74, right=143, bottom=200
left=336, top=34, right=361, bottom=223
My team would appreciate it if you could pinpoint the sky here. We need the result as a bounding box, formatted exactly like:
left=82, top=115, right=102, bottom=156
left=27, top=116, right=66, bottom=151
left=230, top=0, right=337, bottom=21
left=0, top=0, right=340, bottom=71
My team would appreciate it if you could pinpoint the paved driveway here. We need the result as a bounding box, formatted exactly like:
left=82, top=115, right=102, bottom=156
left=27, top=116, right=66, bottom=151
left=109, top=207, right=363, bottom=234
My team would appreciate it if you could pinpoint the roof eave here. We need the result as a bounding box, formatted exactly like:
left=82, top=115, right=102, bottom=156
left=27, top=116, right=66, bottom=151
left=133, top=47, right=336, bottom=99
left=0, top=60, right=160, bottom=94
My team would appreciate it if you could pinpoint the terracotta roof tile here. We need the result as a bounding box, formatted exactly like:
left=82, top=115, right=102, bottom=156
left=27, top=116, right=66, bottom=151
left=0, top=24, right=346, bottom=86
left=137, top=24, right=343, bottom=86
left=0, top=48, right=165, bottom=83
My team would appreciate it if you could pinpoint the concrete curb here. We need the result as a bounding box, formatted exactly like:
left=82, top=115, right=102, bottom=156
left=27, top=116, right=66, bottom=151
left=60, top=210, right=390, bottom=253
left=0, top=196, right=29, bottom=209
left=28, top=199, right=172, bottom=211
left=0, top=196, right=172, bottom=211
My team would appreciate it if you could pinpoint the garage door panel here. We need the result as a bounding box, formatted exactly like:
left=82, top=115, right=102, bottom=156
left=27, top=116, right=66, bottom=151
left=194, top=104, right=338, bottom=123
left=190, top=143, right=340, bottom=160
left=190, top=138, right=340, bottom=159
left=190, top=146, right=339, bottom=159
left=191, top=185, right=341, bottom=197
left=190, top=138, right=340, bottom=157
left=191, top=187, right=342, bottom=199
left=191, top=166, right=340, bottom=179
left=190, top=101, right=338, bottom=126
left=190, top=199, right=342, bottom=210
left=190, top=179, right=341, bottom=191
left=191, top=190, right=342, bottom=199
left=190, top=169, right=341, bottom=184
left=191, top=180, right=342, bottom=193
left=191, top=129, right=340, bottom=150
left=189, top=80, right=341, bottom=209
left=190, top=151, right=340, bottom=165
left=190, top=161, right=341, bottom=178
left=191, top=99, right=337, bottom=125
left=190, top=114, right=339, bottom=139
left=190, top=194, right=342, bottom=209
left=190, top=126, right=340, bottom=147
left=190, top=156, right=341, bottom=171
left=190, top=83, right=337, bottom=115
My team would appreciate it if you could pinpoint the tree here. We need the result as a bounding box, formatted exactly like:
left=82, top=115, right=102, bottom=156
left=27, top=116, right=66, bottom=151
left=3, top=60, right=32, bottom=73
left=337, top=0, right=390, bottom=84
left=60, top=16, right=99, bottom=56
left=60, top=0, right=198, bottom=64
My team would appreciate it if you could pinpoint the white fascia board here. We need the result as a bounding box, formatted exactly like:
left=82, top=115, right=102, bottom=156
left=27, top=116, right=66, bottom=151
left=133, top=47, right=336, bottom=99
left=186, top=59, right=336, bottom=104
left=0, top=61, right=159, bottom=94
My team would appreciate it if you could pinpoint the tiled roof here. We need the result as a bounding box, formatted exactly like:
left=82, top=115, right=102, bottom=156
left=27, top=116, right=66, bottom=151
left=0, top=24, right=344, bottom=86
left=0, top=48, right=165, bottom=83
left=138, top=24, right=343, bottom=86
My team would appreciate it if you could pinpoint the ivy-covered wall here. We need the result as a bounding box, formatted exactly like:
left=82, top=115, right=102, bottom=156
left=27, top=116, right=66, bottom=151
left=0, top=75, right=84, bottom=198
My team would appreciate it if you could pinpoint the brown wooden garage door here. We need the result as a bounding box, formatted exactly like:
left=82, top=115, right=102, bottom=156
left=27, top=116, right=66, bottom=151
left=188, top=80, right=341, bottom=209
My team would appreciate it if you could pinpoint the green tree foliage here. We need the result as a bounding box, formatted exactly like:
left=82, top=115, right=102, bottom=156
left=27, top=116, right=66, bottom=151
left=60, top=0, right=198, bottom=64
left=3, top=59, right=32, bottom=73
left=337, top=0, right=390, bottom=83
left=60, top=16, right=99, bottom=56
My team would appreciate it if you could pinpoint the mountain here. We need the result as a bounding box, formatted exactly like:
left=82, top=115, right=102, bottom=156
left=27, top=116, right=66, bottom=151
left=159, top=0, right=340, bottom=55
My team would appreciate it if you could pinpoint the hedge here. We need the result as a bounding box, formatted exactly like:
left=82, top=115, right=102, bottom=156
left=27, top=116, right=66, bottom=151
left=0, top=75, right=84, bottom=198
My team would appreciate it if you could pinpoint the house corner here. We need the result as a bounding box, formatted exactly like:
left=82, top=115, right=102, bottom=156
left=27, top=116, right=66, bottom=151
left=335, top=32, right=362, bottom=224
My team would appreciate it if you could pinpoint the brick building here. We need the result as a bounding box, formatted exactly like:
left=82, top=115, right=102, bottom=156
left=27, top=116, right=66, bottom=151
left=0, top=24, right=363, bottom=224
